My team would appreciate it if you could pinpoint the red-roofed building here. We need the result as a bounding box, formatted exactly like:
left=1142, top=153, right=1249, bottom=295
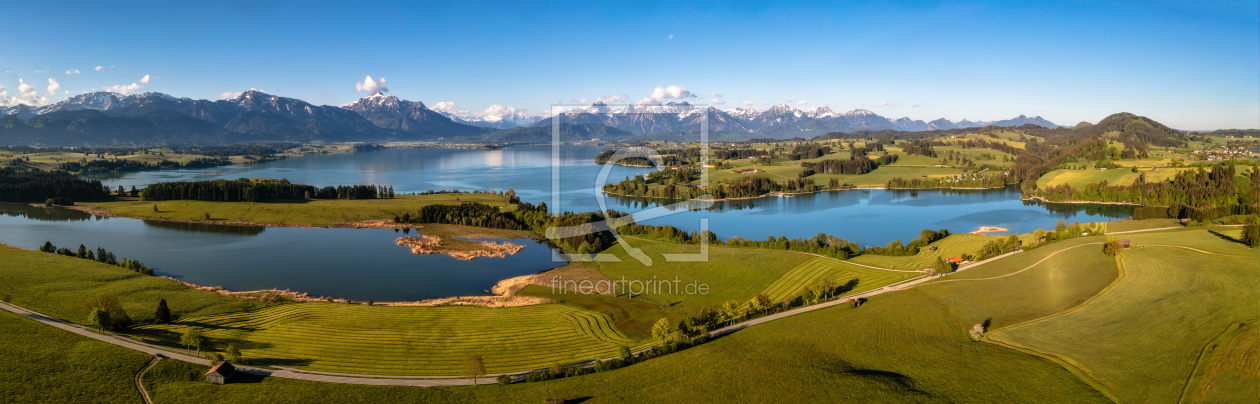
left=206, top=361, right=235, bottom=384
left=947, top=257, right=965, bottom=265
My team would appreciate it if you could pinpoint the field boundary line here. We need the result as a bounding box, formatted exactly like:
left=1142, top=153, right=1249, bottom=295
left=983, top=337, right=1118, bottom=403
left=1142, top=245, right=1253, bottom=258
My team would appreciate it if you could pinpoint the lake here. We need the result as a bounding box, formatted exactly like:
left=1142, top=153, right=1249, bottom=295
left=0, top=145, right=1131, bottom=300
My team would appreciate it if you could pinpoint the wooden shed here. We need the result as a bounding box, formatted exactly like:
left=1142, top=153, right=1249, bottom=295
left=205, top=361, right=235, bottom=384
left=1119, top=239, right=1131, bottom=249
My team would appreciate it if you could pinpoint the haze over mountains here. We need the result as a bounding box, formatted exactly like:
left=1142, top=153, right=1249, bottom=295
left=0, top=91, right=1060, bottom=146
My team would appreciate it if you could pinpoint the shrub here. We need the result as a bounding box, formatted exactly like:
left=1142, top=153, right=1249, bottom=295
left=497, top=374, right=512, bottom=385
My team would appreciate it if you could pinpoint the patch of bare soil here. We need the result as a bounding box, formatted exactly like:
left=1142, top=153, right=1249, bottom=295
left=396, top=235, right=525, bottom=260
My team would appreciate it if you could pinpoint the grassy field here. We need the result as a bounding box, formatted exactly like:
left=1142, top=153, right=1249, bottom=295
left=135, top=302, right=644, bottom=375
left=79, top=193, right=513, bottom=227
left=850, top=233, right=1030, bottom=270
left=1123, top=226, right=1254, bottom=256
left=1105, top=218, right=1182, bottom=233
left=141, top=288, right=1110, bottom=403
left=755, top=257, right=914, bottom=304
left=0, top=244, right=262, bottom=325
left=1036, top=168, right=1134, bottom=189
left=990, top=236, right=1259, bottom=403
left=0, top=309, right=153, bottom=404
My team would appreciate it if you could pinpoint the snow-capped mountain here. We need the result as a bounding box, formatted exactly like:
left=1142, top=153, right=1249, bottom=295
left=342, top=92, right=488, bottom=137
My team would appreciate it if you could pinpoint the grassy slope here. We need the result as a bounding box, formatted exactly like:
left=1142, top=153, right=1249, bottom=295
left=0, top=309, right=152, bottom=404
left=0, top=244, right=261, bottom=325
left=135, top=303, right=641, bottom=375
left=1181, top=322, right=1260, bottom=403
left=990, top=234, right=1259, bottom=403
left=142, top=289, right=1110, bottom=404
left=80, top=193, right=513, bottom=227
left=593, top=238, right=813, bottom=310
left=918, top=237, right=1118, bottom=330
left=517, top=284, right=670, bottom=340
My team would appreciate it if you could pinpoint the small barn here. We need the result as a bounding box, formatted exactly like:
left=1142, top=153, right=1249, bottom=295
left=947, top=257, right=965, bottom=265
left=1119, top=239, right=1131, bottom=249
left=205, top=361, right=235, bottom=384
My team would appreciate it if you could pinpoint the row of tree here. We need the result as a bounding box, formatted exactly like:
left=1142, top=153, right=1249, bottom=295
left=139, top=179, right=394, bottom=202
left=1028, top=164, right=1260, bottom=216
left=885, top=173, right=1007, bottom=189
left=38, top=241, right=153, bottom=275
left=57, top=157, right=230, bottom=173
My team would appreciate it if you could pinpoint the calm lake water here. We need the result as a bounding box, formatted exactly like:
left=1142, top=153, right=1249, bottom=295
left=0, top=146, right=1131, bottom=300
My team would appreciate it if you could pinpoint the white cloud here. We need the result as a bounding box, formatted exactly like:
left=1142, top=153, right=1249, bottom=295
left=0, top=79, right=51, bottom=106
left=431, top=101, right=470, bottom=118
left=139, top=75, right=151, bottom=84
left=64, top=90, right=71, bottom=95
left=65, top=69, right=80, bottom=75
left=638, top=85, right=696, bottom=104
left=710, top=98, right=726, bottom=105
left=46, top=78, right=60, bottom=94
left=912, top=104, right=920, bottom=108
left=103, top=83, right=144, bottom=95
left=710, top=92, right=723, bottom=98
left=860, top=101, right=898, bottom=107
left=783, top=97, right=795, bottom=102
left=596, top=94, right=628, bottom=104
left=354, top=75, right=388, bottom=93
left=796, top=100, right=810, bottom=105
left=94, top=66, right=103, bottom=71
left=740, top=100, right=756, bottom=105
left=669, top=34, right=674, bottom=39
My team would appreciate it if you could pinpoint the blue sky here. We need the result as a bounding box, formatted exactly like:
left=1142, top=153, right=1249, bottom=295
left=1, top=1, right=1256, bottom=129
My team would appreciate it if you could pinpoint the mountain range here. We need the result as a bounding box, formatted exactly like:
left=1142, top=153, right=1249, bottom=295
left=0, top=91, right=1060, bottom=146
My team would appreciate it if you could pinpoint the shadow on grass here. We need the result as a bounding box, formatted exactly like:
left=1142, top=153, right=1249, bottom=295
left=1208, top=229, right=1245, bottom=245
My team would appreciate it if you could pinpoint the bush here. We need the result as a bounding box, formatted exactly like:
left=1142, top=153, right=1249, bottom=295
left=497, top=374, right=512, bottom=385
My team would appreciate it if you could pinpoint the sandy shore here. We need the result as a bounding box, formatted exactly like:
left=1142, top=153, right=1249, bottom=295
left=970, top=226, right=1011, bottom=234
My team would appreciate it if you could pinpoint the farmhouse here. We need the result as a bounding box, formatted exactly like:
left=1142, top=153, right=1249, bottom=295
left=947, top=257, right=964, bottom=265
left=1119, top=239, right=1131, bottom=249
left=205, top=361, right=236, bottom=384
left=738, top=168, right=764, bottom=174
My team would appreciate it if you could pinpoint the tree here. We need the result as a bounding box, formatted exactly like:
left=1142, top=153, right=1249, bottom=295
left=549, top=362, right=564, bottom=377
left=497, top=374, right=511, bottom=385
left=969, top=323, right=986, bottom=340
left=155, top=299, right=172, bottom=324
left=180, top=328, right=207, bottom=356
left=76, top=244, right=88, bottom=258
left=1103, top=239, right=1122, bottom=256
left=1033, top=228, right=1046, bottom=244
left=153, top=204, right=158, bottom=212
left=87, top=308, right=112, bottom=332
left=931, top=256, right=952, bottom=274
left=40, top=241, right=54, bottom=253
left=86, top=294, right=130, bottom=330
left=749, top=293, right=772, bottom=314
left=721, top=300, right=742, bottom=325
left=651, top=317, right=674, bottom=342
left=226, top=344, right=244, bottom=364
left=464, top=354, right=486, bottom=386
left=1241, top=217, right=1260, bottom=247
left=617, top=345, right=632, bottom=362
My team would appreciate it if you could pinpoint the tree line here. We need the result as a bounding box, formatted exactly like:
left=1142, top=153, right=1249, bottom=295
left=886, top=173, right=1006, bottom=189
left=38, top=241, right=153, bottom=275
left=140, top=179, right=394, bottom=202
left=1029, top=163, right=1259, bottom=221
left=800, top=153, right=898, bottom=176
left=57, top=157, right=230, bottom=173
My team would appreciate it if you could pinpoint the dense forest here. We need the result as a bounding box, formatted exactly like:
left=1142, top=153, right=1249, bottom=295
left=800, top=153, right=898, bottom=175
left=886, top=173, right=1007, bottom=189
left=0, top=167, right=108, bottom=203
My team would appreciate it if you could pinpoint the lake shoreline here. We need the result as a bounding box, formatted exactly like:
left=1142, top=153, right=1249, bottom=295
left=601, top=184, right=1009, bottom=203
